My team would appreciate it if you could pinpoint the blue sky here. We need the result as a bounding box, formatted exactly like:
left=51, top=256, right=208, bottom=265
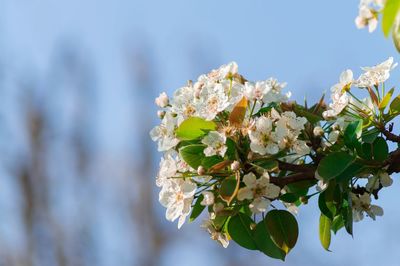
left=0, top=0, right=399, bottom=265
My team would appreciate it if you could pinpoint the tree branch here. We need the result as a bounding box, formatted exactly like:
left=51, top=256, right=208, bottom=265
left=270, top=171, right=315, bottom=187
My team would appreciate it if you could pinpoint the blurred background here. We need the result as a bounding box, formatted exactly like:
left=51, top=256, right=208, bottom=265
left=0, top=0, right=399, bottom=265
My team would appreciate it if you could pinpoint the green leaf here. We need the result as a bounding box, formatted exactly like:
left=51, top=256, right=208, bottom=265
left=202, top=156, right=223, bottom=169
left=279, top=193, right=299, bottom=203
left=189, top=194, right=206, bottom=222
left=319, top=214, right=332, bottom=251
left=342, top=193, right=353, bottom=236
left=336, top=162, right=363, bottom=183
left=225, top=138, right=237, bottom=161
left=318, top=190, right=335, bottom=220
left=390, top=94, right=400, bottom=114
left=331, top=215, right=344, bottom=234
left=379, top=87, right=395, bottom=110
left=227, top=213, right=257, bottom=250
left=254, top=102, right=278, bottom=116
left=175, top=117, right=216, bottom=140
left=344, top=119, right=363, bottom=149
left=265, top=210, right=299, bottom=254
left=373, top=137, right=389, bottom=162
left=254, top=220, right=286, bottom=260
left=317, top=152, right=355, bottom=181
left=179, top=144, right=206, bottom=169
left=383, top=0, right=400, bottom=37
left=362, top=128, right=380, bottom=144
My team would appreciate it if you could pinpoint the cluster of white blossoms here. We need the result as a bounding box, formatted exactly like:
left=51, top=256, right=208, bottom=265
left=323, top=57, right=396, bottom=120
left=151, top=59, right=398, bottom=256
left=355, top=0, right=385, bottom=32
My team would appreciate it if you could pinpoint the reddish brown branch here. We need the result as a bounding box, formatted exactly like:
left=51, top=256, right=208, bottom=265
left=270, top=171, right=315, bottom=187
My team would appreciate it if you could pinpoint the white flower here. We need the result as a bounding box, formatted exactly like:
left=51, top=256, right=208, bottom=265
left=150, top=112, right=179, bottom=151
left=351, top=192, right=383, bottom=222
left=263, top=78, right=290, bottom=104
left=355, top=57, right=398, bottom=87
left=201, top=131, right=227, bottom=157
left=156, top=154, right=178, bottom=187
left=201, top=219, right=229, bottom=248
left=159, top=179, right=197, bottom=229
left=367, top=171, right=393, bottom=191
left=273, top=111, right=309, bottom=155
left=313, top=126, right=324, bottom=137
left=379, top=171, right=393, bottom=187
left=244, top=81, right=268, bottom=101
left=355, top=4, right=378, bottom=32
left=203, top=62, right=238, bottom=83
left=201, top=191, right=215, bottom=206
left=322, top=70, right=353, bottom=119
left=170, top=85, right=198, bottom=123
left=155, top=92, right=169, bottom=107
left=237, top=172, right=281, bottom=214
left=249, top=116, right=279, bottom=155
left=197, top=83, right=230, bottom=120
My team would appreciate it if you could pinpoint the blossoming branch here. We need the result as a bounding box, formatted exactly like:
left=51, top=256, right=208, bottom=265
left=150, top=59, right=400, bottom=260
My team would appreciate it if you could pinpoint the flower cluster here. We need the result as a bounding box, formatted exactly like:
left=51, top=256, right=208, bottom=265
left=355, top=0, right=385, bottom=33
left=151, top=59, right=399, bottom=259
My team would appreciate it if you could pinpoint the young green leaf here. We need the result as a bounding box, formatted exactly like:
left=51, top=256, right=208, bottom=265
left=227, top=213, right=258, bottom=250
left=189, top=194, right=206, bottom=222
left=383, top=0, right=400, bottom=37
left=317, top=152, right=355, bottom=181
left=331, top=215, right=344, bottom=234
left=379, top=87, right=395, bottom=110
left=265, top=210, right=299, bottom=254
left=175, top=117, right=216, bottom=140
left=319, top=214, right=332, bottom=251
left=344, top=119, right=363, bottom=149
left=390, top=94, right=400, bottom=114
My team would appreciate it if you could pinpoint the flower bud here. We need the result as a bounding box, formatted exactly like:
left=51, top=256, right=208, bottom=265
left=157, top=110, right=166, bottom=119
left=197, top=166, right=206, bottom=176
left=300, top=196, right=308, bottom=204
left=155, top=92, right=169, bottom=107
left=230, top=161, right=240, bottom=171
left=313, top=126, right=324, bottom=137
left=201, top=191, right=215, bottom=206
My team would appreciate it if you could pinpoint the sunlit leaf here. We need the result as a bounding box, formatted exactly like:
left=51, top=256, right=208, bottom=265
left=319, top=214, right=331, bottom=251
left=175, top=117, right=216, bottom=140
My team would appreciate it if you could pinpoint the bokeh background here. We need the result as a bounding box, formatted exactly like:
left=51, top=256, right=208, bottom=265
left=0, top=0, right=399, bottom=265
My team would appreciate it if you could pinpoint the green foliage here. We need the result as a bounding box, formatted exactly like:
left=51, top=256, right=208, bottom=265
left=344, top=119, right=363, bottom=150
left=373, top=137, right=389, bottom=161
left=175, top=117, right=216, bottom=140
left=383, top=0, right=400, bottom=37
left=319, top=214, right=332, bottom=251
left=254, top=220, right=286, bottom=260
left=317, top=152, right=355, bottom=181
left=227, top=213, right=258, bottom=250
left=265, top=210, right=299, bottom=254
left=190, top=194, right=206, bottom=222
